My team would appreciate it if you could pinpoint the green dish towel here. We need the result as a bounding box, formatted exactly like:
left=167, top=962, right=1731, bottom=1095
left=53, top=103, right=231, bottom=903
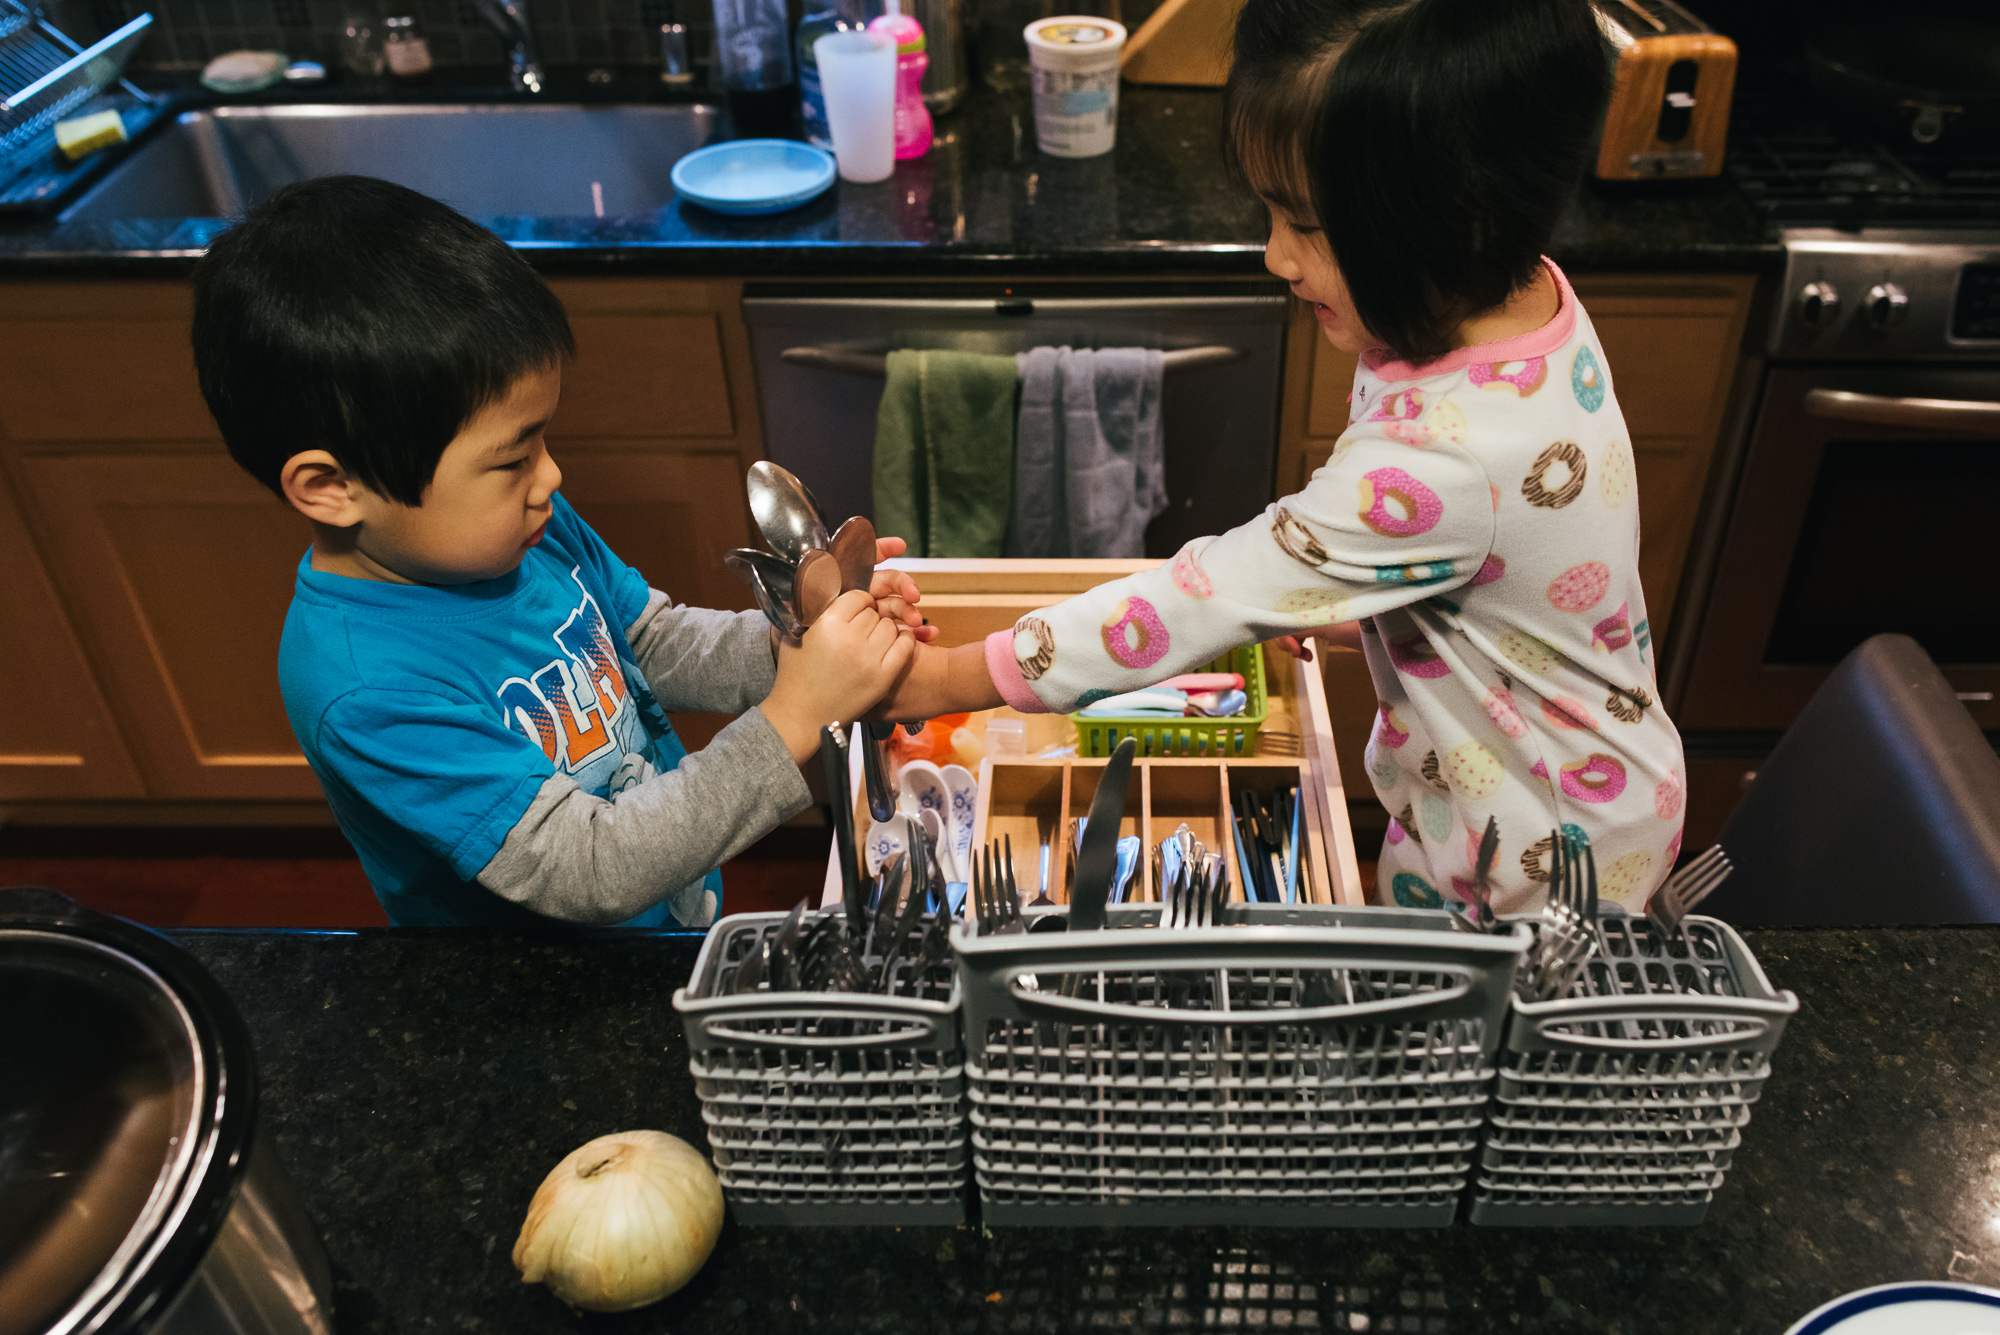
left=872, top=349, right=1018, bottom=558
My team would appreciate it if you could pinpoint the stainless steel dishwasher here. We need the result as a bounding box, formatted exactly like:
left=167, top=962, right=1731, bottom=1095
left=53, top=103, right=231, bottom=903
left=742, top=285, right=1290, bottom=558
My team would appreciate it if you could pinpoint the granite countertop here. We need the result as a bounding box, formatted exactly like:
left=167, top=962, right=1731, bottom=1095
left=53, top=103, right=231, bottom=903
left=175, top=923, right=2000, bottom=1335
left=0, top=81, right=1779, bottom=277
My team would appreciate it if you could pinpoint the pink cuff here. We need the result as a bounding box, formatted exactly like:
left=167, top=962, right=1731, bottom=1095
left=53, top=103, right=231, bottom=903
left=985, top=629, right=1053, bottom=714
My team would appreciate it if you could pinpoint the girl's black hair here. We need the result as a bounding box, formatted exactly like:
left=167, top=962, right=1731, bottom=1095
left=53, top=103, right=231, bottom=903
left=192, top=175, right=575, bottom=506
left=1228, top=0, right=1613, bottom=365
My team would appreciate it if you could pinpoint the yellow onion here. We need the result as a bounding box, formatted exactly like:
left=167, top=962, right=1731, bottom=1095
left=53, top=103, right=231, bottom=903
left=512, top=1130, right=723, bottom=1312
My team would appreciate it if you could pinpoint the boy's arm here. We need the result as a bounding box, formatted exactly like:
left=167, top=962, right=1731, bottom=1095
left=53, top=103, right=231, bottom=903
left=478, top=707, right=809, bottom=924
left=624, top=591, right=777, bottom=714
left=482, top=590, right=913, bottom=923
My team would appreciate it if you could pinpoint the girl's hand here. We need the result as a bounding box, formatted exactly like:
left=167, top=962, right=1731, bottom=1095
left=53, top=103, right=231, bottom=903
left=1270, top=622, right=1365, bottom=663
left=761, top=590, right=918, bottom=761
left=869, top=535, right=938, bottom=642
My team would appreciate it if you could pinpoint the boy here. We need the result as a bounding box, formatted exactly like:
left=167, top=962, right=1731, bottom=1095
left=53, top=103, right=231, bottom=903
left=193, top=175, right=921, bottom=928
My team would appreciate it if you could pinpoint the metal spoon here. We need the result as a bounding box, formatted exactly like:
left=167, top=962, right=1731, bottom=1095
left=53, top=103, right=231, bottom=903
left=747, top=461, right=831, bottom=566
left=724, top=548, right=803, bottom=637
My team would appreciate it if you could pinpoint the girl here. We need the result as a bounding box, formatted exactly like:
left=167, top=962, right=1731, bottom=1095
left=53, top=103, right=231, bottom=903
left=884, top=0, right=1685, bottom=915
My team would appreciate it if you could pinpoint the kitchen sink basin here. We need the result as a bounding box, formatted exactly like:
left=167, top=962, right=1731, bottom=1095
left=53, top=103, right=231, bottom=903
left=60, top=103, right=723, bottom=223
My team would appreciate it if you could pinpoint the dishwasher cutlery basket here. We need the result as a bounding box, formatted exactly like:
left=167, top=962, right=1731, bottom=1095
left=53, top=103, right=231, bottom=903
left=1469, top=913, right=1797, bottom=1227
left=673, top=910, right=968, bottom=1225
left=954, top=903, right=1529, bottom=1226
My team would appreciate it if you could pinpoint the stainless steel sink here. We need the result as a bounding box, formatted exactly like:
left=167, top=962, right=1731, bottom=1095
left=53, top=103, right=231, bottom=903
left=60, top=103, right=723, bottom=223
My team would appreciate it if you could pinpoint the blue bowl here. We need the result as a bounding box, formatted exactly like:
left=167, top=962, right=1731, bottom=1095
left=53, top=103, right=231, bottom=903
left=671, top=139, right=837, bottom=215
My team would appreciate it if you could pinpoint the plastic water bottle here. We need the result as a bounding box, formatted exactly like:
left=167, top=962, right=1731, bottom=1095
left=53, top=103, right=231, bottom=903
left=796, top=0, right=861, bottom=150
left=868, top=0, right=932, bottom=161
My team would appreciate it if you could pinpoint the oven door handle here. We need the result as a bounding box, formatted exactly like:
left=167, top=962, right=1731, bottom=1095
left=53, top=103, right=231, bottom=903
left=780, top=344, right=1245, bottom=378
left=1803, top=388, right=2000, bottom=434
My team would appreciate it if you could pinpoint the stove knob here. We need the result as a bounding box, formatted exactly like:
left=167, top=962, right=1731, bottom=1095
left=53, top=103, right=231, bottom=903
left=1798, top=281, right=1841, bottom=329
left=1864, top=283, right=1909, bottom=331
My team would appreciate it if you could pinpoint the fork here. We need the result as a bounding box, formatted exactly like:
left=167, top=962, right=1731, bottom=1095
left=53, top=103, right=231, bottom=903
left=1520, top=829, right=1596, bottom=1001
left=972, top=838, right=1028, bottom=936
left=1647, top=845, right=1734, bottom=941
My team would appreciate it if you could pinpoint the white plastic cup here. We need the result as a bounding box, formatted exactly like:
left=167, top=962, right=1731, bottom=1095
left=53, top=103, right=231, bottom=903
left=1024, top=16, right=1126, bottom=158
left=814, top=29, right=897, bottom=183
left=984, top=717, right=1027, bottom=757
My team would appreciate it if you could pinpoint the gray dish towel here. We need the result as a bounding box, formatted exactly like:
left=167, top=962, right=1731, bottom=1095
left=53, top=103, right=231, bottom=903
left=1006, top=346, right=1168, bottom=559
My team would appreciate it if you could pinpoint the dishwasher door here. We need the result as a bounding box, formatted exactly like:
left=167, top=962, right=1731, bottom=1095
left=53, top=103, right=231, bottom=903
left=742, top=288, right=1289, bottom=558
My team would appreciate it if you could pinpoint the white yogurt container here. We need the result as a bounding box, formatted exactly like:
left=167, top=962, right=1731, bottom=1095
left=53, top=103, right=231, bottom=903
left=1024, top=16, right=1127, bottom=158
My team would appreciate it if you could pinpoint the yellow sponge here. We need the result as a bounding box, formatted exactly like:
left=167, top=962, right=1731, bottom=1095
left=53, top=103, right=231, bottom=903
left=54, top=109, right=128, bottom=162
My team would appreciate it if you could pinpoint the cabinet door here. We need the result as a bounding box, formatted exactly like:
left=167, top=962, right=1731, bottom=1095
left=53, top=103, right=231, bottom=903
left=0, top=472, right=144, bottom=799
left=16, top=451, right=323, bottom=800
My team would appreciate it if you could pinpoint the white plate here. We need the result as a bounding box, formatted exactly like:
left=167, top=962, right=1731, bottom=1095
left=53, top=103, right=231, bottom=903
left=1786, top=1283, right=2000, bottom=1335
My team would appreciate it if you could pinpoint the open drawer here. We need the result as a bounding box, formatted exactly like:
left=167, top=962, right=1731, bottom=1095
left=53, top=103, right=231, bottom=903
left=822, top=559, right=1365, bottom=906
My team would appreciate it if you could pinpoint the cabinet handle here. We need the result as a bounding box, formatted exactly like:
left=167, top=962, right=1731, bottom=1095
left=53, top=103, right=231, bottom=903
left=1803, top=388, right=2000, bottom=433
left=781, top=345, right=1245, bottom=378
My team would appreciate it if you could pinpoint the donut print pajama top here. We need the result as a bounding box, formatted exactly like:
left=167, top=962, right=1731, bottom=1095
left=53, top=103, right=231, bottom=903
left=983, top=260, right=1686, bottom=916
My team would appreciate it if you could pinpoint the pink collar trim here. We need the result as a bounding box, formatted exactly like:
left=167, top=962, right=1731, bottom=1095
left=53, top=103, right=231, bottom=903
left=1361, top=258, right=1576, bottom=383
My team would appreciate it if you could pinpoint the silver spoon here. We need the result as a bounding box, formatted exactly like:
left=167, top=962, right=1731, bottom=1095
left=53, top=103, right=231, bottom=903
left=724, top=548, right=803, bottom=637
left=748, top=461, right=831, bottom=566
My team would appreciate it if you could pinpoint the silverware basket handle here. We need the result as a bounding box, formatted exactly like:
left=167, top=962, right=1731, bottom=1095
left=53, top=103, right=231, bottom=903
left=1519, top=1003, right=1783, bottom=1051
left=1000, top=973, right=1475, bottom=1025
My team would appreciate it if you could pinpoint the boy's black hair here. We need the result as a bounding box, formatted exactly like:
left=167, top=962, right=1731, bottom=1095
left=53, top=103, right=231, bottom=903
left=1227, top=0, right=1612, bottom=365
left=192, top=175, right=574, bottom=506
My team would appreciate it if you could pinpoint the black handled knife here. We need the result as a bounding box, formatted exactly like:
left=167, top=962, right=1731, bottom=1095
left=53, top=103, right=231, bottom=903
left=1067, top=736, right=1136, bottom=932
left=820, top=724, right=866, bottom=936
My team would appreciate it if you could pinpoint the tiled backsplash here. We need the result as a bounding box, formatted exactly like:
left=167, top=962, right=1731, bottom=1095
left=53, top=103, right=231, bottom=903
left=44, top=0, right=693, bottom=73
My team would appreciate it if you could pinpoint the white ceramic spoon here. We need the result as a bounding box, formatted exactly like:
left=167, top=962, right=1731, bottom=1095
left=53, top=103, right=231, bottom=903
left=940, top=764, right=978, bottom=884
left=864, top=817, right=908, bottom=877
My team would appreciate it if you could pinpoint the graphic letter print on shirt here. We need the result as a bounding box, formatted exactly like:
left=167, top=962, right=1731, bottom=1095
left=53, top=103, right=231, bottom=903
left=1357, top=468, right=1443, bottom=537
left=1571, top=345, right=1605, bottom=411
left=496, top=568, right=635, bottom=772
left=1469, top=358, right=1547, bottom=396
left=1272, top=506, right=1332, bottom=567
left=1522, top=441, right=1587, bottom=508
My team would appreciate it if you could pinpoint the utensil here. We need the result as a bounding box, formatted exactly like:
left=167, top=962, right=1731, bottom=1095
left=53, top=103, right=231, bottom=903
left=861, top=721, right=896, bottom=822
left=821, top=724, right=865, bottom=935
left=1068, top=736, right=1136, bottom=932
left=768, top=899, right=809, bottom=991
left=723, top=547, right=803, bottom=637
left=1647, top=845, right=1734, bottom=940
left=731, top=929, right=768, bottom=993
left=940, top=763, right=978, bottom=882
left=747, top=460, right=831, bottom=566
left=827, top=514, right=878, bottom=593
left=875, top=833, right=932, bottom=990
left=1111, top=836, right=1141, bottom=904
left=865, top=850, right=907, bottom=957
left=916, top=807, right=950, bottom=888
left=794, top=547, right=843, bottom=627
left=972, top=838, right=1028, bottom=936
left=863, top=815, right=907, bottom=877
left=1468, top=814, right=1500, bottom=931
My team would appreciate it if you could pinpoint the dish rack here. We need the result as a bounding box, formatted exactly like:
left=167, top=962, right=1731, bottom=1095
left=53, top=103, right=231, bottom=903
left=953, top=903, right=1529, bottom=1226
left=672, top=909, right=969, bottom=1225
left=0, top=1, right=153, bottom=208
left=1469, top=913, right=1798, bottom=1227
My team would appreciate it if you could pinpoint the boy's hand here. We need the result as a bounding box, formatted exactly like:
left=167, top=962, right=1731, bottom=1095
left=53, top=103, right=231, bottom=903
left=761, top=589, right=917, bottom=761
left=870, top=535, right=937, bottom=643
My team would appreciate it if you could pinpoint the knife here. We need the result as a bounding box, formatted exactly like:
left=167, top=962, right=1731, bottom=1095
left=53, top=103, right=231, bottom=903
left=861, top=721, right=896, bottom=822
left=820, top=724, right=866, bottom=936
left=1067, top=736, right=1136, bottom=932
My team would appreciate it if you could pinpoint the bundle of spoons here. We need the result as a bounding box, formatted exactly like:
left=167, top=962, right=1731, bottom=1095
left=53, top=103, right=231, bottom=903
left=723, top=461, right=879, bottom=637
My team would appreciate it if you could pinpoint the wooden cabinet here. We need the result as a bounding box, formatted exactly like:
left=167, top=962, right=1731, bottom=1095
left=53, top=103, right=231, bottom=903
left=0, top=470, right=143, bottom=800
left=0, top=275, right=763, bottom=810
left=1275, top=272, right=1758, bottom=807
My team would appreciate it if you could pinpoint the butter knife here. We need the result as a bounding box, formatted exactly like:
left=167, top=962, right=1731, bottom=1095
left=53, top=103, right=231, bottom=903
left=1068, top=736, right=1136, bottom=932
left=820, top=724, right=865, bottom=936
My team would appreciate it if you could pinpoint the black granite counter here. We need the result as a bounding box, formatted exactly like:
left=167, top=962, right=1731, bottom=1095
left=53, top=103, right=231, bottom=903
left=1, top=83, right=1777, bottom=278
left=173, top=923, right=1999, bottom=1335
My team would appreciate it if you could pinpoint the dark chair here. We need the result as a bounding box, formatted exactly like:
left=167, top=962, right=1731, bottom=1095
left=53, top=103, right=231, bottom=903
left=1702, top=634, right=2000, bottom=925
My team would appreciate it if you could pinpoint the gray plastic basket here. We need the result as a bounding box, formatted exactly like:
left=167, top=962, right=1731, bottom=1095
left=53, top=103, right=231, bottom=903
left=671, top=909, right=968, bottom=1225
left=953, top=902, right=1530, bottom=1227
left=1469, top=913, right=1797, bottom=1227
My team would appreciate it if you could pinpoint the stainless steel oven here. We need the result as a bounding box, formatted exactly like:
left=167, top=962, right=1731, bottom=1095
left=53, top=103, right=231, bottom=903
left=1672, top=231, right=2000, bottom=735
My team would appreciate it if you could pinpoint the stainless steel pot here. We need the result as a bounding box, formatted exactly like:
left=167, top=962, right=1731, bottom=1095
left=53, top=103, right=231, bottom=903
left=0, top=888, right=333, bottom=1335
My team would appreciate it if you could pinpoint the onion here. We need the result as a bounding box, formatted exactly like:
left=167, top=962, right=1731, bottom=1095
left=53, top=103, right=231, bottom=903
left=512, top=1130, right=724, bottom=1312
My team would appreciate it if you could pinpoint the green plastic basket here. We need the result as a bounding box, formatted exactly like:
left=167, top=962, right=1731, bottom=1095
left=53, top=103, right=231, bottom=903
left=1070, top=645, right=1268, bottom=758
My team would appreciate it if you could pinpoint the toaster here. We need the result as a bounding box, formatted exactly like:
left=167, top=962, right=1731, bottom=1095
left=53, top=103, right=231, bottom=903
left=1593, top=0, right=1737, bottom=181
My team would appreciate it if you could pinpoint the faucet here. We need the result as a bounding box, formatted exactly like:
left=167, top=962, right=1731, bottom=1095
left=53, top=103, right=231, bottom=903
left=469, top=0, right=544, bottom=93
